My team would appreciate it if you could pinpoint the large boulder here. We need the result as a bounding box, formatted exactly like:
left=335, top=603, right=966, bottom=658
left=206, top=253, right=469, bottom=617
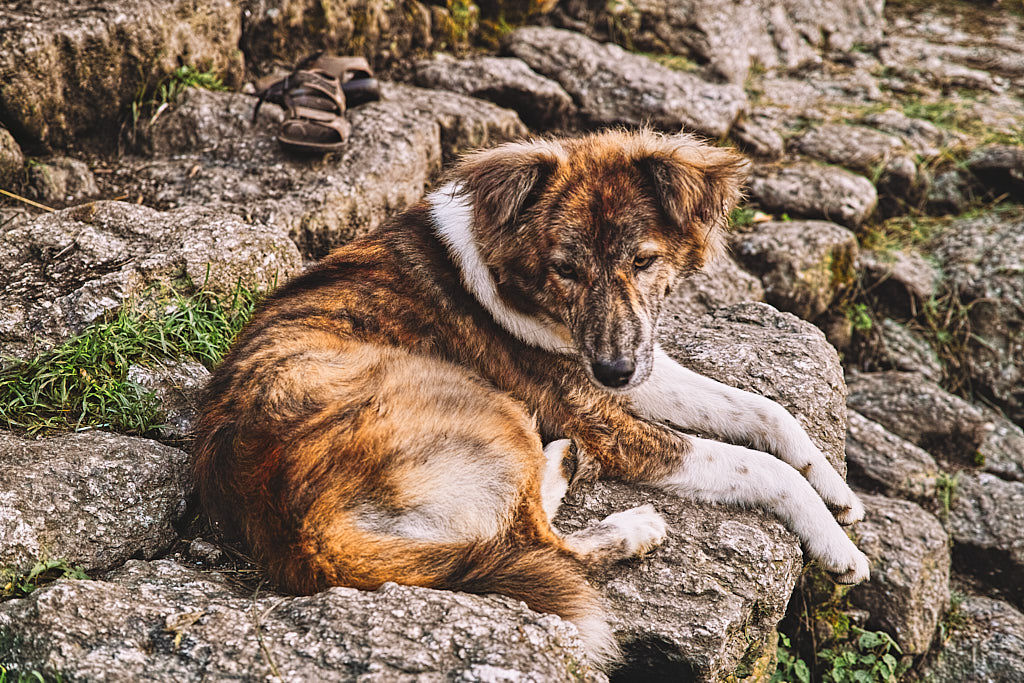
left=554, top=0, right=886, bottom=84
left=0, top=559, right=602, bottom=681
left=845, top=410, right=940, bottom=504
left=732, top=219, right=858, bottom=321
left=660, top=302, right=849, bottom=472
left=930, top=212, right=1024, bottom=424
left=846, top=494, right=949, bottom=655
left=662, top=254, right=765, bottom=319
left=413, top=54, right=576, bottom=129
left=0, top=0, right=243, bottom=150
left=0, top=200, right=302, bottom=360
left=0, top=431, right=190, bottom=574
left=918, top=596, right=1024, bottom=683
left=856, top=248, right=939, bottom=319
left=747, top=162, right=878, bottom=229
left=120, top=84, right=526, bottom=258
left=502, top=27, right=746, bottom=137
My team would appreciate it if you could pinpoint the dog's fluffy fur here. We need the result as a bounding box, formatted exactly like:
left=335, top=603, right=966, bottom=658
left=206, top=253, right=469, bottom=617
left=193, top=130, right=869, bottom=668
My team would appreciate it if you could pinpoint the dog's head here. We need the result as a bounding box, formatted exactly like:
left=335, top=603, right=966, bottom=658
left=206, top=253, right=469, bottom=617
left=445, top=130, right=747, bottom=391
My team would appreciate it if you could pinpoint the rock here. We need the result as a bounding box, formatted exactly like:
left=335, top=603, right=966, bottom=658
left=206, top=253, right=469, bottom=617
left=240, top=0, right=439, bottom=76
left=0, top=431, right=190, bottom=574
left=930, top=213, right=1024, bottom=424
left=0, top=559, right=602, bottom=681
left=554, top=0, right=885, bottom=84
left=862, top=109, right=946, bottom=160
left=731, top=115, right=785, bottom=159
left=733, top=219, right=858, bottom=321
left=0, top=201, right=302, bottom=359
left=660, top=302, right=849, bottom=472
left=918, top=596, right=1024, bottom=683
left=663, top=254, right=765, bottom=319
left=845, top=410, right=940, bottom=503
left=555, top=481, right=802, bottom=680
left=926, top=168, right=974, bottom=215
left=981, top=415, right=1024, bottom=484
left=0, top=0, right=243, bottom=149
left=126, top=360, right=211, bottom=442
left=791, top=124, right=913, bottom=188
left=121, top=84, right=526, bottom=258
left=947, top=473, right=1024, bottom=609
left=413, top=54, right=576, bottom=129
left=856, top=249, right=939, bottom=318
left=0, top=127, right=24, bottom=188
left=879, top=36, right=1006, bottom=93
left=846, top=371, right=993, bottom=466
left=867, top=319, right=944, bottom=383
left=186, top=538, right=225, bottom=565
left=502, top=27, right=746, bottom=137
left=747, top=162, right=878, bottom=229
left=965, top=144, right=1024, bottom=197
left=26, top=157, right=99, bottom=208
left=847, top=493, right=949, bottom=655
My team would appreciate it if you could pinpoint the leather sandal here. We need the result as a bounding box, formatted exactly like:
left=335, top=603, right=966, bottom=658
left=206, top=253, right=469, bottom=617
left=276, top=69, right=351, bottom=153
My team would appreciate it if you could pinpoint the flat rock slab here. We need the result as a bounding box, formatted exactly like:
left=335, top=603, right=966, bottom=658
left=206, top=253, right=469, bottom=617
left=0, top=431, right=190, bottom=574
left=660, top=302, right=849, bottom=472
left=868, top=319, right=944, bottom=383
left=856, top=248, right=939, bottom=318
left=733, top=219, right=858, bottom=321
left=502, top=27, right=746, bottom=137
left=845, top=410, right=939, bottom=503
left=413, top=54, right=576, bottom=129
left=930, top=212, right=1024, bottom=424
left=555, top=481, right=802, bottom=681
left=0, top=0, right=243, bottom=149
left=119, top=84, right=526, bottom=259
left=0, top=200, right=302, bottom=360
left=918, top=595, right=1024, bottom=683
left=747, top=162, right=877, bottom=228
left=846, top=493, right=949, bottom=654
left=0, top=559, right=601, bottom=682
left=947, top=473, right=1024, bottom=609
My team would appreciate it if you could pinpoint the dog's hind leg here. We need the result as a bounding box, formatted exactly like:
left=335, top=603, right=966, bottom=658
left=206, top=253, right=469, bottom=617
left=562, top=505, right=668, bottom=565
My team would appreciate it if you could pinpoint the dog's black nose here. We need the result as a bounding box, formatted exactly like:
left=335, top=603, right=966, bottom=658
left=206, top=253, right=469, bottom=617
left=591, top=358, right=635, bottom=388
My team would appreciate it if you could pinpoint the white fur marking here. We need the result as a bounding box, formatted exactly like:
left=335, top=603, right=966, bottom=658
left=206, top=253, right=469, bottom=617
left=629, top=347, right=865, bottom=523
left=600, top=504, right=668, bottom=557
left=541, top=439, right=571, bottom=522
left=428, top=183, right=571, bottom=353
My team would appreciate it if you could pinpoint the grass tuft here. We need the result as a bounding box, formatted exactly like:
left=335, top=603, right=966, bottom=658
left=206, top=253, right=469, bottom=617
left=0, top=283, right=260, bottom=436
left=1, top=559, right=89, bottom=601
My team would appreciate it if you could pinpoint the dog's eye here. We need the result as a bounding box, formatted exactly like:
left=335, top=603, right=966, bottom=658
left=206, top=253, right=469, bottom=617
left=553, top=262, right=578, bottom=280
left=633, top=255, right=656, bottom=271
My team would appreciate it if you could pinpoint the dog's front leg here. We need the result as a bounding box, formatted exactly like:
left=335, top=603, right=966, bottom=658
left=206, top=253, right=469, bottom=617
left=628, top=347, right=864, bottom=525
left=658, top=435, right=869, bottom=584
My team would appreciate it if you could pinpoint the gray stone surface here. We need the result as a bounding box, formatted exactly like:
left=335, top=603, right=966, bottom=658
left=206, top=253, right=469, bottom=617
left=931, top=213, right=1024, bottom=424
left=0, top=200, right=302, bottom=360
left=733, top=219, right=858, bottom=321
left=0, top=559, right=602, bottom=682
left=857, top=249, right=939, bottom=317
left=846, top=493, right=949, bottom=655
left=555, top=0, right=885, bottom=84
left=555, top=481, right=802, bottom=681
left=660, top=302, right=849, bottom=472
left=413, top=54, right=576, bottom=129
left=862, top=109, right=946, bottom=160
left=869, top=319, right=944, bottom=383
left=845, top=410, right=939, bottom=503
left=662, top=254, right=765, bottom=319
left=947, top=473, right=1024, bottom=608
left=731, top=115, right=785, bottom=159
left=980, top=415, right=1024, bottom=484
left=919, top=596, right=1024, bottom=683
left=0, top=431, right=190, bottom=574
left=0, top=0, right=243, bottom=149
left=126, top=360, right=211, bottom=442
left=965, top=145, right=1024, bottom=196
left=747, top=162, right=878, bottom=228
left=26, top=157, right=98, bottom=208
left=0, top=127, right=24, bottom=189
left=502, top=27, right=746, bottom=137
left=846, top=371, right=993, bottom=467
left=121, top=84, right=526, bottom=258
left=792, top=124, right=914, bottom=193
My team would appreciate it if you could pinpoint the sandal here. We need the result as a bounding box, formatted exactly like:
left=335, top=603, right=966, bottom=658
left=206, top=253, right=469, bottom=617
left=276, top=69, right=351, bottom=153
left=253, top=52, right=380, bottom=122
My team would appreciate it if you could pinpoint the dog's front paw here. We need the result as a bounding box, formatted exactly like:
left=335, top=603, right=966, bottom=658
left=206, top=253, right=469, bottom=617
left=806, top=463, right=866, bottom=526
left=602, top=504, right=668, bottom=557
left=834, top=493, right=866, bottom=526
left=818, top=540, right=870, bottom=585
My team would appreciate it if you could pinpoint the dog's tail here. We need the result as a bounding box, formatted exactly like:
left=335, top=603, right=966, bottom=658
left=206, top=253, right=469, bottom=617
left=444, top=541, right=620, bottom=669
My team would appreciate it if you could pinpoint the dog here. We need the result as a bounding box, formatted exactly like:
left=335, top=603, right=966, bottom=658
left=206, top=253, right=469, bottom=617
left=192, top=129, right=869, bottom=668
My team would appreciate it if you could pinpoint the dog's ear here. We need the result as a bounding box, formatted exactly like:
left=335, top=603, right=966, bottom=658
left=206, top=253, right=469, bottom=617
left=636, top=135, right=748, bottom=261
left=452, top=140, right=566, bottom=232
